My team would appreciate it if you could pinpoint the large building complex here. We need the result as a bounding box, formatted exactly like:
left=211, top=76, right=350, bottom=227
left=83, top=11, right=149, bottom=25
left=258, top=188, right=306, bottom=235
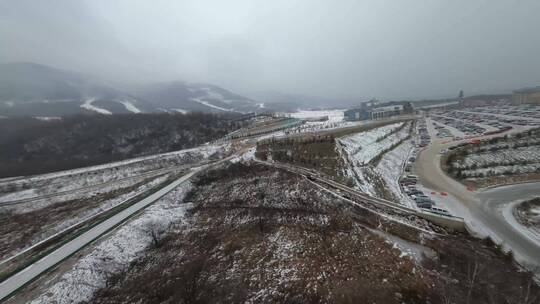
left=512, top=86, right=540, bottom=104
left=344, top=101, right=413, bottom=121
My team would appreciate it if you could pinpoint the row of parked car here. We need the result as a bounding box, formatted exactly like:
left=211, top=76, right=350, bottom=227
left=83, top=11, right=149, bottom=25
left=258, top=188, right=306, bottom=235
left=400, top=121, right=451, bottom=216
left=417, top=120, right=431, bottom=147
left=469, top=105, right=540, bottom=123
left=431, top=114, right=486, bottom=136
left=400, top=175, right=451, bottom=216
left=446, top=110, right=515, bottom=130
left=433, top=123, right=452, bottom=138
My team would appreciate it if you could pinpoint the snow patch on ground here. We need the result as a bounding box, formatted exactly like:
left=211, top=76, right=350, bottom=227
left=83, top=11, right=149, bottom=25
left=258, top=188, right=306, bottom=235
left=369, top=228, right=435, bottom=263
left=2, top=175, right=171, bottom=261
left=173, top=108, right=188, bottom=114
left=199, top=88, right=222, bottom=99
left=191, top=97, right=234, bottom=112
left=29, top=182, right=193, bottom=304
left=336, top=123, right=408, bottom=197
left=375, top=139, right=415, bottom=208
left=118, top=100, right=141, bottom=113
left=503, top=200, right=540, bottom=244
left=0, top=188, right=37, bottom=203
left=0, top=143, right=228, bottom=186
left=80, top=98, right=112, bottom=115
left=339, top=122, right=406, bottom=165
left=230, top=147, right=256, bottom=163
left=34, top=116, right=62, bottom=121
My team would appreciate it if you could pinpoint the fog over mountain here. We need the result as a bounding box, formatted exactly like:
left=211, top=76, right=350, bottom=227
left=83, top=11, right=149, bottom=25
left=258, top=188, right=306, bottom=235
left=1, top=0, right=540, bottom=101
left=0, top=62, right=266, bottom=116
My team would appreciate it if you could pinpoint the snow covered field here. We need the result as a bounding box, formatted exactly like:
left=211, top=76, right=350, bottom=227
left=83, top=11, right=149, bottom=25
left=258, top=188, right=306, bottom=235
left=0, top=174, right=171, bottom=262
left=339, top=122, right=407, bottom=165
left=375, top=139, right=415, bottom=208
left=80, top=98, right=112, bottom=115
left=2, top=172, right=171, bottom=215
left=27, top=182, right=193, bottom=304
left=337, top=122, right=413, bottom=201
left=192, top=97, right=234, bottom=112
left=118, top=100, right=142, bottom=113
left=0, top=143, right=229, bottom=203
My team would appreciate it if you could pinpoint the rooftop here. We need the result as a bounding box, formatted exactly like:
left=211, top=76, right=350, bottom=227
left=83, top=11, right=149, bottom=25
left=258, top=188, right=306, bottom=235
left=514, top=86, right=540, bottom=94
left=372, top=105, right=403, bottom=112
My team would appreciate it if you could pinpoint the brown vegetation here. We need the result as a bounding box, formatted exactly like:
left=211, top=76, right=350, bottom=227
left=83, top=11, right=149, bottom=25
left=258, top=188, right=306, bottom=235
left=0, top=175, right=163, bottom=261
left=89, top=163, right=539, bottom=304
left=0, top=113, right=243, bottom=177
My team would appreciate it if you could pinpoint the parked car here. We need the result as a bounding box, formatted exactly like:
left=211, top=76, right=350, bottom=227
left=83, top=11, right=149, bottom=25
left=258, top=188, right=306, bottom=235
left=430, top=207, right=450, bottom=216
left=400, top=178, right=417, bottom=183
left=417, top=201, right=435, bottom=209
left=414, top=197, right=434, bottom=204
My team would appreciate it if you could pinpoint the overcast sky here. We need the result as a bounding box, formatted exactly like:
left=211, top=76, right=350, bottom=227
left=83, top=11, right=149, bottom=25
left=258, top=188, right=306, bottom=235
left=1, top=0, right=540, bottom=100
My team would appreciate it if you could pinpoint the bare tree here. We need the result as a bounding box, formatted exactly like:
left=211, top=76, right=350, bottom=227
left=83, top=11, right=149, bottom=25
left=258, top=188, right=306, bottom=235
left=466, top=259, right=483, bottom=304
left=144, top=218, right=171, bottom=247
left=517, top=267, right=540, bottom=304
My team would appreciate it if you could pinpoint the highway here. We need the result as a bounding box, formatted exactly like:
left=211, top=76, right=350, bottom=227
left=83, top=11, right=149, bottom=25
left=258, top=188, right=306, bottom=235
left=5, top=113, right=534, bottom=302
left=0, top=164, right=188, bottom=206
left=0, top=163, right=210, bottom=302
left=414, top=117, right=540, bottom=269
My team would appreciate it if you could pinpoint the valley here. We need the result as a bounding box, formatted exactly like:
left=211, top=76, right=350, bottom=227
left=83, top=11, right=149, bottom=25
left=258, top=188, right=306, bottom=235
left=2, top=106, right=540, bottom=304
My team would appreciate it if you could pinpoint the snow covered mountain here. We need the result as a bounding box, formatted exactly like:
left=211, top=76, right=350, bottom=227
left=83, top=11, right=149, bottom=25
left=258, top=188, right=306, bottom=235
left=0, top=62, right=263, bottom=116
left=0, top=62, right=150, bottom=116
left=132, top=81, right=263, bottom=114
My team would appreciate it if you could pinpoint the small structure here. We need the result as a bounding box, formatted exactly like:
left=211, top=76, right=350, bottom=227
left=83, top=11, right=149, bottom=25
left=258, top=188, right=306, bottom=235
left=512, top=86, right=540, bottom=105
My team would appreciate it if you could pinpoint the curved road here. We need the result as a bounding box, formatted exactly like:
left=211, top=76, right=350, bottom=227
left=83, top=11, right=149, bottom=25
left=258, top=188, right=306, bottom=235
left=414, top=118, right=540, bottom=269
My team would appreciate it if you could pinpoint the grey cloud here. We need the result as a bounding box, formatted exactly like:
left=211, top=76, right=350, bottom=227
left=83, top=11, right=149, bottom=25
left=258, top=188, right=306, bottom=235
left=1, top=0, right=540, bottom=100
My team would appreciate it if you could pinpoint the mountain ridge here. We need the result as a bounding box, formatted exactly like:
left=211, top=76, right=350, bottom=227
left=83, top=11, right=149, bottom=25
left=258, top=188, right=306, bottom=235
left=0, top=62, right=264, bottom=116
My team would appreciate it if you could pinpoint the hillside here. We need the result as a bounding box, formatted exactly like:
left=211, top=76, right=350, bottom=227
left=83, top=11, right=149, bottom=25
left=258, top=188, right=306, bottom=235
left=0, top=113, right=243, bottom=177
left=39, top=162, right=538, bottom=304
left=0, top=62, right=151, bottom=116
left=132, top=81, right=263, bottom=114
left=0, top=62, right=263, bottom=116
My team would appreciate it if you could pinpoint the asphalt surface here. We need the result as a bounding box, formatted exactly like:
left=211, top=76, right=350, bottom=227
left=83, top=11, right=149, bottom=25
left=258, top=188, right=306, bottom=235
left=414, top=117, right=540, bottom=268
left=0, top=169, right=198, bottom=302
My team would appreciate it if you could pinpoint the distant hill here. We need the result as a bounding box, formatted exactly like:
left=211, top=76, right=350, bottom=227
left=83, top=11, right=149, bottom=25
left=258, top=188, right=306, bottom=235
left=0, top=62, right=152, bottom=116
left=0, top=113, right=243, bottom=177
left=0, top=62, right=264, bottom=116
left=133, top=81, right=263, bottom=114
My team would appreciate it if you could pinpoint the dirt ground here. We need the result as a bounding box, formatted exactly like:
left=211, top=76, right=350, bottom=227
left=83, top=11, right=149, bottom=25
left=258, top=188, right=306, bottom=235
left=88, top=163, right=539, bottom=304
